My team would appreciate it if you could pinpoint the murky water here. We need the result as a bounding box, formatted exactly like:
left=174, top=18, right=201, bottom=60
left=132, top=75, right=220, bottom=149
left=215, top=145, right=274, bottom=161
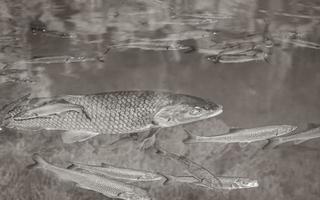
left=1, top=0, right=320, bottom=199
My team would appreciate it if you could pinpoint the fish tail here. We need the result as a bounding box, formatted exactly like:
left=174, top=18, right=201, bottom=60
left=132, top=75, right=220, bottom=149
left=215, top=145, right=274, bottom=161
left=263, top=138, right=282, bottom=150
left=162, top=174, right=179, bottom=185
left=27, top=153, right=48, bottom=169
left=182, top=129, right=198, bottom=144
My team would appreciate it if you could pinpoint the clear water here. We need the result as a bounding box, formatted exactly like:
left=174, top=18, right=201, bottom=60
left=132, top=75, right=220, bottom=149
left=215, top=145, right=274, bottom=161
left=1, top=0, right=320, bottom=199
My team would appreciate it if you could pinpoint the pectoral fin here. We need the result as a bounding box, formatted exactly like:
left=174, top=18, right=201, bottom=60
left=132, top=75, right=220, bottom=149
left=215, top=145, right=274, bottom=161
left=61, top=130, right=99, bottom=143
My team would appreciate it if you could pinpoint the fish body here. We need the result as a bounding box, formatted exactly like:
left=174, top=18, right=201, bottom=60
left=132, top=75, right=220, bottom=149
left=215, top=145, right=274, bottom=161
left=154, top=146, right=222, bottom=188
left=30, top=154, right=151, bottom=200
left=111, top=41, right=191, bottom=51
left=15, top=55, right=99, bottom=65
left=68, top=162, right=165, bottom=183
left=3, top=91, right=222, bottom=143
left=164, top=175, right=258, bottom=190
left=184, top=125, right=297, bottom=144
left=207, top=49, right=269, bottom=64
left=264, top=124, right=320, bottom=149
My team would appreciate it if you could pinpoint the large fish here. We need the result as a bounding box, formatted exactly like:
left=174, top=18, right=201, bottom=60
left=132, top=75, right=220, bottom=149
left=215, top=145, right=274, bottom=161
left=264, top=123, right=320, bottom=149
left=163, top=175, right=258, bottom=190
left=29, top=154, right=151, bottom=200
left=183, top=125, right=297, bottom=144
left=2, top=91, right=223, bottom=143
left=67, top=162, right=166, bottom=183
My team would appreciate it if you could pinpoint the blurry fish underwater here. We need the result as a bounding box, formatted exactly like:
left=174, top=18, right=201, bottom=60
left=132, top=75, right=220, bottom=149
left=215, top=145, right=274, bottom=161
left=1, top=91, right=222, bottom=144
left=29, top=154, right=151, bottom=200
left=164, top=175, right=258, bottom=190
left=183, top=125, right=297, bottom=144
left=264, top=123, right=320, bottom=149
left=67, top=162, right=166, bottom=183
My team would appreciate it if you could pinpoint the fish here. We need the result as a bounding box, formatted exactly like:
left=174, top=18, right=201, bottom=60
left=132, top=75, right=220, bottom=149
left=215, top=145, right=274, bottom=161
left=264, top=123, right=320, bottom=149
left=147, top=18, right=217, bottom=26
left=154, top=146, right=222, bottom=188
left=207, top=49, right=270, bottom=64
left=109, top=41, right=192, bottom=51
left=14, top=55, right=103, bottom=65
left=29, top=154, right=151, bottom=200
left=13, top=102, right=91, bottom=121
left=3, top=91, right=223, bottom=143
left=67, top=162, right=166, bottom=183
left=163, top=175, right=258, bottom=190
left=136, top=30, right=215, bottom=42
left=183, top=125, right=297, bottom=144
left=174, top=13, right=233, bottom=20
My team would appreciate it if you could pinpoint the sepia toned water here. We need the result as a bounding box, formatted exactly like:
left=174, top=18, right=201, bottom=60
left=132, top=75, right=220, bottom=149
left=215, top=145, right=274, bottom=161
left=1, top=0, right=320, bottom=199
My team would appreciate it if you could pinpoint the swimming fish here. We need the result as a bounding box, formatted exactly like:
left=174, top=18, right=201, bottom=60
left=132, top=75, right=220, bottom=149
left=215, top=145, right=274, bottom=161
left=14, top=55, right=103, bottom=65
left=3, top=91, right=223, bottom=143
left=163, top=175, right=258, bottom=190
left=183, top=125, right=297, bottom=144
left=207, top=49, right=270, bottom=64
left=264, top=123, right=320, bottom=149
left=13, top=103, right=91, bottom=121
left=109, top=41, right=192, bottom=51
left=154, top=146, right=222, bottom=188
left=29, top=154, right=151, bottom=200
left=67, top=162, right=166, bottom=183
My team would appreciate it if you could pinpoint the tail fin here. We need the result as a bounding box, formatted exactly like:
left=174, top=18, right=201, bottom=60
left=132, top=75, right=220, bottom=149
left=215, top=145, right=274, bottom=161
left=262, top=138, right=282, bottom=150
left=26, top=153, right=48, bottom=169
left=182, top=129, right=198, bottom=144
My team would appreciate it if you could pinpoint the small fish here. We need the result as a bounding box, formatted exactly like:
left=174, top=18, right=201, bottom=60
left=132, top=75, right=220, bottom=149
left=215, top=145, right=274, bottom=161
left=29, top=154, right=151, bottom=200
left=147, top=18, right=217, bottom=26
left=138, top=30, right=215, bottom=42
left=14, top=55, right=102, bottom=65
left=207, top=49, right=270, bottom=64
left=67, top=162, right=165, bottom=183
left=163, top=175, right=258, bottom=190
left=184, top=125, right=297, bottom=144
left=13, top=102, right=91, bottom=121
left=264, top=123, right=320, bottom=149
left=154, top=146, right=222, bottom=188
left=110, top=41, right=192, bottom=51
left=174, top=13, right=233, bottom=20
left=3, top=91, right=222, bottom=143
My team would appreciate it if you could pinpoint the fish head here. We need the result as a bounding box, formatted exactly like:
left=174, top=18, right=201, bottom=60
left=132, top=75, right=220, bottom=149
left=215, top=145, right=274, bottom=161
left=154, top=94, right=223, bottom=127
left=276, top=125, right=297, bottom=136
left=234, top=178, right=259, bottom=188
